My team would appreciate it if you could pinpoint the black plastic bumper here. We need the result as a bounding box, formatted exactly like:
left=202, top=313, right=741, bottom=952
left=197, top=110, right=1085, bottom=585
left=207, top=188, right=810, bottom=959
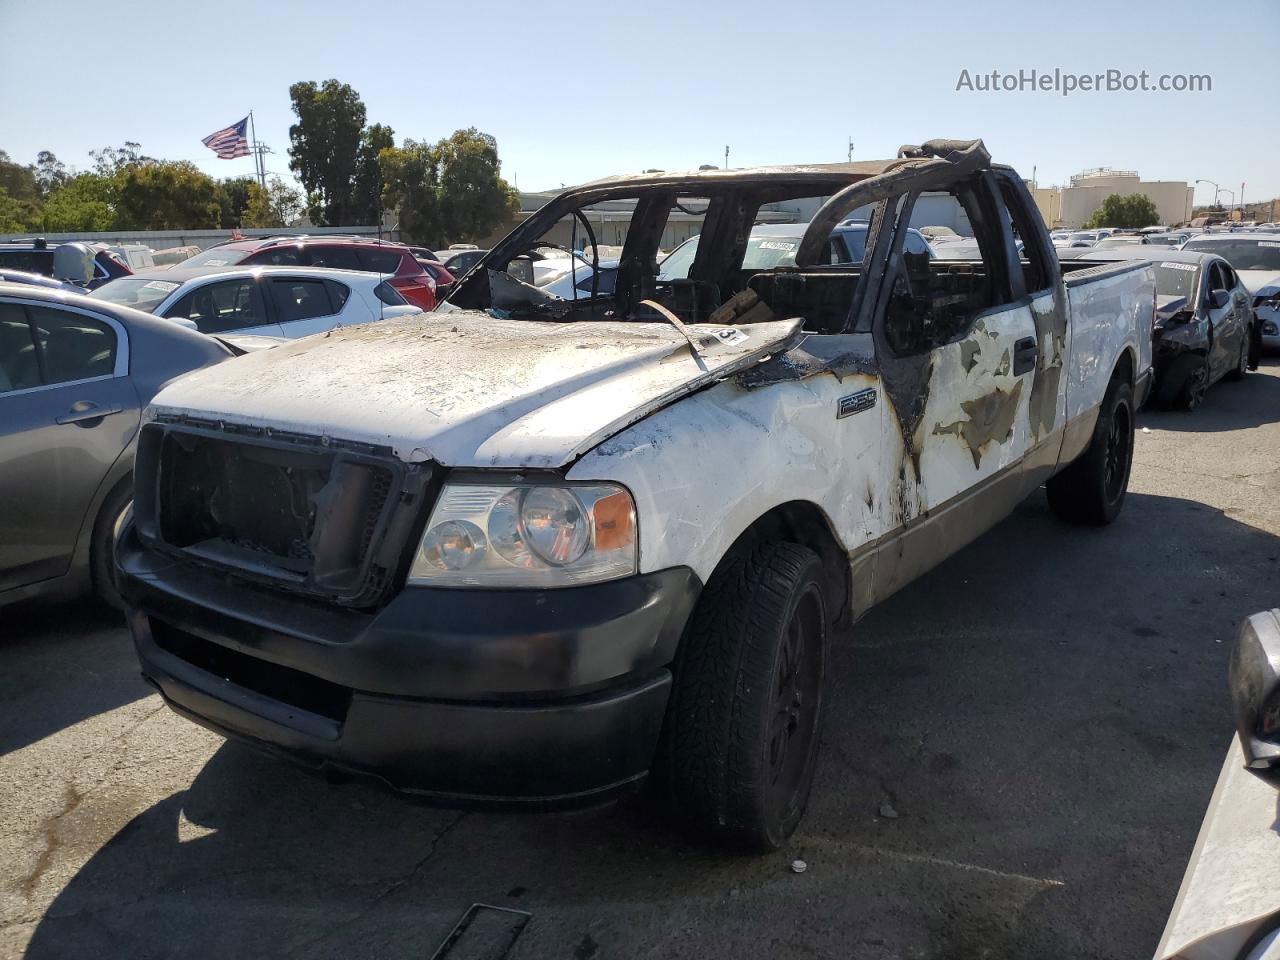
left=118, top=525, right=700, bottom=805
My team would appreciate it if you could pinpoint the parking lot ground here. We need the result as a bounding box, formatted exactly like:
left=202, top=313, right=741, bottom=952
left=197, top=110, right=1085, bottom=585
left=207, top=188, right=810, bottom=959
left=3, top=361, right=1280, bottom=960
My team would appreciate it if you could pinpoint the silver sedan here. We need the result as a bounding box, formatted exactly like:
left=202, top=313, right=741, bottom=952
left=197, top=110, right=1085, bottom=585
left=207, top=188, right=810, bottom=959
left=0, top=282, right=231, bottom=609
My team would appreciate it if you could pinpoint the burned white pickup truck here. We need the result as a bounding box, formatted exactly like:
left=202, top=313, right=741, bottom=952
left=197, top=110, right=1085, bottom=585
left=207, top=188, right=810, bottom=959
left=118, top=139, right=1155, bottom=849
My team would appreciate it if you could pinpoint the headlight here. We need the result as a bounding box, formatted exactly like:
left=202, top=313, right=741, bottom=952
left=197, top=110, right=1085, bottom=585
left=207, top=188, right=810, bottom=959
left=408, top=482, right=637, bottom=588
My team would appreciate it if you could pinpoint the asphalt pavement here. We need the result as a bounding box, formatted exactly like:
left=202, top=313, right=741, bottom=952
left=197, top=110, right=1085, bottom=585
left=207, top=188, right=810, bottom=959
left=3, top=361, right=1279, bottom=960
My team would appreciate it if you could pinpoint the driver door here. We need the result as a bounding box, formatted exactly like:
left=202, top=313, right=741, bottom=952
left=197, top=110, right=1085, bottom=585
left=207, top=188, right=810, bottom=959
left=1203, top=262, right=1237, bottom=379
left=864, top=176, right=1058, bottom=604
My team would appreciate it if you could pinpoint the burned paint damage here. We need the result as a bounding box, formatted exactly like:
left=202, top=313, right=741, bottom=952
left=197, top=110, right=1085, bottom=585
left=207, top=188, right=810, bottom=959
left=932, top=380, right=1025, bottom=468
left=735, top=334, right=879, bottom=389
left=1027, top=291, right=1068, bottom=440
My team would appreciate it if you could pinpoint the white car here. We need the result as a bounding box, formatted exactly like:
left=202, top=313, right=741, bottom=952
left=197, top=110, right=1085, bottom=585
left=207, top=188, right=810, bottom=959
left=538, top=258, right=621, bottom=300
left=1064, top=231, right=1101, bottom=248
left=90, top=266, right=422, bottom=340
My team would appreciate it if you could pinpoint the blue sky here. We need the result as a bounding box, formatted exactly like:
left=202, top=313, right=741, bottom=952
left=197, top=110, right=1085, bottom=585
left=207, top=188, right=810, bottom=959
left=2, top=0, right=1277, bottom=208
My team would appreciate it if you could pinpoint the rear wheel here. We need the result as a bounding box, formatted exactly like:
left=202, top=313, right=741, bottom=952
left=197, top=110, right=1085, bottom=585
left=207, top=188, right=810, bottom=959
left=90, top=479, right=132, bottom=611
left=1046, top=378, right=1134, bottom=525
left=661, top=541, right=828, bottom=851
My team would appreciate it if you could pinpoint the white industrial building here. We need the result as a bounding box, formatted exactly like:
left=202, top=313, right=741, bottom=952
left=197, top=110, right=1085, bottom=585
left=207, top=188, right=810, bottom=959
left=1031, top=169, right=1194, bottom=229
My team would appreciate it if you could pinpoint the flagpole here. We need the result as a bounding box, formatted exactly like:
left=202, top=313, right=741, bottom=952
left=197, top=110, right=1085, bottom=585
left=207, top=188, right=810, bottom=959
left=248, top=110, right=265, bottom=190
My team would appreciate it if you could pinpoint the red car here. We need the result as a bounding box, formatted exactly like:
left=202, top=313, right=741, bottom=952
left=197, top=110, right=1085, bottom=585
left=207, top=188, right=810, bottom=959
left=417, top=259, right=456, bottom=300
left=180, top=236, right=437, bottom=311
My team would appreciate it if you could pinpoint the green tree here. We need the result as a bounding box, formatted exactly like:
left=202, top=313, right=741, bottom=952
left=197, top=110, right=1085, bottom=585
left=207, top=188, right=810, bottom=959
left=379, top=140, right=439, bottom=242
left=33, top=151, right=69, bottom=197
left=240, top=183, right=275, bottom=228
left=215, top=176, right=258, bottom=227
left=435, top=128, right=519, bottom=243
left=287, top=79, right=368, bottom=225
left=114, top=161, right=221, bottom=229
left=240, top=178, right=304, bottom=228
left=352, top=122, right=395, bottom=224
left=1084, top=193, right=1161, bottom=229
left=0, top=151, right=39, bottom=204
left=264, top=176, right=303, bottom=226
left=0, top=186, right=40, bottom=232
left=380, top=129, right=518, bottom=246
left=90, top=141, right=151, bottom=178
left=40, top=173, right=116, bottom=231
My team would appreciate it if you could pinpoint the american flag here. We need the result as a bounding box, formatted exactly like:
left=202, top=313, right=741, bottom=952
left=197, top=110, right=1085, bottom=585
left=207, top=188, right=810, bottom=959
left=201, top=116, right=250, bottom=159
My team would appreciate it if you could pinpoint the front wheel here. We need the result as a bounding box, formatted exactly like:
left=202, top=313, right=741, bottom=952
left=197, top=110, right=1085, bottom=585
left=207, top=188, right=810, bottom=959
left=1154, top=353, right=1209, bottom=411
left=1046, top=378, right=1134, bottom=525
left=661, top=541, right=829, bottom=851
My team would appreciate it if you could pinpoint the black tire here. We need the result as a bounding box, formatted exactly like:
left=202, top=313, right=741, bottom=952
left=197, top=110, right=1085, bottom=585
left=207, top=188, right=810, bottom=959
left=1226, top=331, right=1250, bottom=381
left=1046, top=378, right=1134, bottom=526
left=1153, top=353, right=1209, bottom=411
left=89, top=479, right=132, bottom=611
left=661, top=540, right=828, bottom=852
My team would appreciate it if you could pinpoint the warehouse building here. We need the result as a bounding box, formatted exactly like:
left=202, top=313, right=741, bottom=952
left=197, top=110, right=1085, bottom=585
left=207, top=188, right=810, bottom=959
left=1031, top=169, right=1194, bottom=229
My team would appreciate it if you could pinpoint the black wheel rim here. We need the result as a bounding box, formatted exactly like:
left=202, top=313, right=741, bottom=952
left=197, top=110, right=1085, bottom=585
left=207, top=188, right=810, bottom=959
left=1185, top=365, right=1207, bottom=409
left=1102, top=400, right=1131, bottom=504
left=767, top=585, right=824, bottom=824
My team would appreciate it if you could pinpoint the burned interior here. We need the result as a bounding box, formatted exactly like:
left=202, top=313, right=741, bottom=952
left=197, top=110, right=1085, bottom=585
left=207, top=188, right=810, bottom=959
left=448, top=140, right=1069, bottom=383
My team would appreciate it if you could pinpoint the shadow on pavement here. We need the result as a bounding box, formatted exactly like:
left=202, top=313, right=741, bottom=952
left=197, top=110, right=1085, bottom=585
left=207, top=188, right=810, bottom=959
left=0, top=603, right=147, bottom=756
left=22, top=492, right=1279, bottom=960
left=1141, top=358, right=1280, bottom=433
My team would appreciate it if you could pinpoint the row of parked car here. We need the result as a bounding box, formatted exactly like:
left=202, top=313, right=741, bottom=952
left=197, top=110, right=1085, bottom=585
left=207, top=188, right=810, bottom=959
left=2, top=212, right=1278, bottom=614
left=0, top=232, right=494, bottom=609
left=1060, top=231, right=1280, bottom=409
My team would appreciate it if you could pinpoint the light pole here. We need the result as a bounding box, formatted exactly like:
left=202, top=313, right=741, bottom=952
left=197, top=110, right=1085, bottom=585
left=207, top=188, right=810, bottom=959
left=1195, top=178, right=1222, bottom=210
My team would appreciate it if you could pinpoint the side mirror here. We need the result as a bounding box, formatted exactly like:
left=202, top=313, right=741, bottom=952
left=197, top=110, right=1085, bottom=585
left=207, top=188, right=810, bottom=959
left=52, top=243, right=94, bottom=286
left=1229, top=609, right=1280, bottom=781
left=1209, top=288, right=1231, bottom=310
left=168, top=317, right=199, bottom=331
left=506, top=256, right=535, bottom=286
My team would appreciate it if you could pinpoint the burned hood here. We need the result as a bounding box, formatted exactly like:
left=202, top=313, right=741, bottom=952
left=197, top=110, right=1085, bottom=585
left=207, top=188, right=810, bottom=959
left=147, top=310, right=803, bottom=468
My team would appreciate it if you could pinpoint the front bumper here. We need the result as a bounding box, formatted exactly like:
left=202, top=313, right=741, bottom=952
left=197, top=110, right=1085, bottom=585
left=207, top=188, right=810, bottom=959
left=1259, top=309, right=1279, bottom=350
left=118, top=525, right=700, bottom=805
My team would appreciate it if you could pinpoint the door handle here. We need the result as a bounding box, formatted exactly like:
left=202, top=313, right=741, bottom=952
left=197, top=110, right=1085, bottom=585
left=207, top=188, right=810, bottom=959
left=56, top=402, right=122, bottom=426
left=1013, top=336, right=1038, bottom=376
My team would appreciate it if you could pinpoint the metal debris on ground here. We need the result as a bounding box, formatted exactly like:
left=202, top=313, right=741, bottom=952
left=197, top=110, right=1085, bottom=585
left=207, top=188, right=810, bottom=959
left=790, top=859, right=808, bottom=874
left=430, top=903, right=532, bottom=960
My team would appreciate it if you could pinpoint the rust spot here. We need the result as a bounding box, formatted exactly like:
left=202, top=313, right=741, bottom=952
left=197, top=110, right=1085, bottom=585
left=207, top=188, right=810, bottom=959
left=932, top=379, right=1024, bottom=468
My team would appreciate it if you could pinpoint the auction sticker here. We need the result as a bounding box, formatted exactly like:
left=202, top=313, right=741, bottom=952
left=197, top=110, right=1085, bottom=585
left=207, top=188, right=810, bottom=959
left=1161, top=262, right=1197, bottom=272
left=711, top=328, right=749, bottom=346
